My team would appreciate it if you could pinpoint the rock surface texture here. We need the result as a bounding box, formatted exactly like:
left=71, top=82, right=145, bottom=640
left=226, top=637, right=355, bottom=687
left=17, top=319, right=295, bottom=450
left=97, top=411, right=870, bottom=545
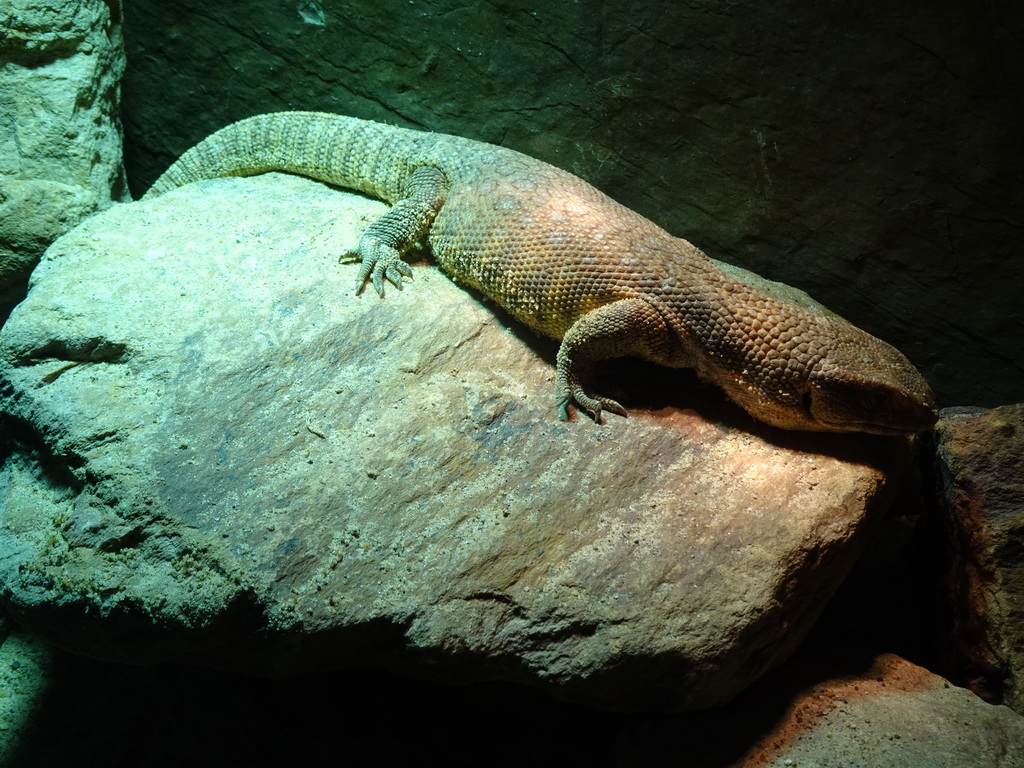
left=937, top=405, right=1024, bottom=712
left=0, top=175, right=913, bottom=710
left=0, top=0, right=126, bottom=317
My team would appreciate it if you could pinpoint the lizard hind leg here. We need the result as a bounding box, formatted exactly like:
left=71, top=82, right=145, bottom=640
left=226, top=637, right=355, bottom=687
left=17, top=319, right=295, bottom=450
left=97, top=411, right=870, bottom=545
left=351, top=165, right=448, bottom=296
left=555, top=297, right=682, bottom=423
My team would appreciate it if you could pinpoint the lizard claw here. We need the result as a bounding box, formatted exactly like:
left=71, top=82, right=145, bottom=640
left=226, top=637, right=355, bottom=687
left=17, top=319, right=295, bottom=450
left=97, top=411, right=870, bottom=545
left=557, top=383, right=627, bottom=424
left=555, top=338, right=627, bottom=424
left=385, top=262, right=413, bottom=289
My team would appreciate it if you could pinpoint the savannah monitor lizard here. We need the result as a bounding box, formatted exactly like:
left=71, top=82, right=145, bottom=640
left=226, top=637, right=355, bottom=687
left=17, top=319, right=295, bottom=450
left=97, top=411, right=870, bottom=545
left=146, top=111, right=937, bottom=435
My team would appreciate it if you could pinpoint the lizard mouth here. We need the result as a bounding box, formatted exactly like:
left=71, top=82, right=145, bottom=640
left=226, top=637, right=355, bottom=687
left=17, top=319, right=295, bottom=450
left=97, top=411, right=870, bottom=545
left=803, top=373, right=939, bottom=436
left=820, top=408, right=939, bottom=436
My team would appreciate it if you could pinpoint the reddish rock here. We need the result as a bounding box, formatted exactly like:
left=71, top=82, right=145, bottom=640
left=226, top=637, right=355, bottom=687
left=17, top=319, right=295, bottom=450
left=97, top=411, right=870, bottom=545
left=722, top=653, right=1024, bottom=767
left=936, top=404, right=1024, bottom=710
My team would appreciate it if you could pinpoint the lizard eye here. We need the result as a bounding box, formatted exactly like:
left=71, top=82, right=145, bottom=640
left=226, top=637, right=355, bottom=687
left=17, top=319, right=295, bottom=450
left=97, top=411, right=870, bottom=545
left=860, top=389, right=892, bottom=413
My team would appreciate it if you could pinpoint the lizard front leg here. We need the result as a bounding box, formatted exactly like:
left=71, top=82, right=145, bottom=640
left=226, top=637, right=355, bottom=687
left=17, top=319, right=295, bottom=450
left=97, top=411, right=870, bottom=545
left=353, top=165, right=448, bottom=295
left=556, top=297, right=686, bottom=423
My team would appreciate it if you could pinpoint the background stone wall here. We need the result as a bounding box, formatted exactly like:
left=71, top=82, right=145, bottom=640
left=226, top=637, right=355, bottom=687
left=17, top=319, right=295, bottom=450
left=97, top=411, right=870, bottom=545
left=0, top=0, right=126, bottom=318
left=121, top=0, right=1023, bottom=408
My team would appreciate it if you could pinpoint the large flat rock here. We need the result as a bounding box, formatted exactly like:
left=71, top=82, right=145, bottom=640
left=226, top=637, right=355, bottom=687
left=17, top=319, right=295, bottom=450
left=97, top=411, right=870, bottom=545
left=0, top=174, right=912, bottom=710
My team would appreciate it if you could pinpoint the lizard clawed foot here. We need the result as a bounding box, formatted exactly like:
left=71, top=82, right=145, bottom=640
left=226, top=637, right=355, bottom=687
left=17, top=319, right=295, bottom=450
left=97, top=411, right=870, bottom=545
left=353, top=238, right=414, bottom=296
left=557, top=383, right=627, bottom=424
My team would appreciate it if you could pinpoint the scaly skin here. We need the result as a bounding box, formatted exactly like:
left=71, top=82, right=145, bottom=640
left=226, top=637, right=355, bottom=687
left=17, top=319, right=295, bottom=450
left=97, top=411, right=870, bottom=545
left=146, top=112, right=938, bottom=434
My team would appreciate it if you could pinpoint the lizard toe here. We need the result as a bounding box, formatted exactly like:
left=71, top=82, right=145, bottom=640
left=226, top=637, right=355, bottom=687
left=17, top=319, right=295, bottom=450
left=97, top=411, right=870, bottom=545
left=385, top=262, right=412, bottom=290
left=558, top=384, right=626, bottom=424
left=371, top=268, right=386, bottom=297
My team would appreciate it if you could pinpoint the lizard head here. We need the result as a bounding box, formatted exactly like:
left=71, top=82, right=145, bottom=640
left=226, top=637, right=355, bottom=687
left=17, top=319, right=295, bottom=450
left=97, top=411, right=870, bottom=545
left=708, top=309, right=938, bottom=436
left=801, top=319, right=938, bottom=435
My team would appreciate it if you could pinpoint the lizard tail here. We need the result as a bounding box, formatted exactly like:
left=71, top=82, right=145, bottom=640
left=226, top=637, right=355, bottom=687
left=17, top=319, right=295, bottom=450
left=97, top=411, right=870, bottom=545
left=143, top=111, right=414, bottom=202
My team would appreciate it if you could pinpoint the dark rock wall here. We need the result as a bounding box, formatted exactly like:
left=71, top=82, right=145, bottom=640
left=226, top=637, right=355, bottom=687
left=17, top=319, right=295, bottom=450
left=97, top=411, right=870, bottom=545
left=122, top=0, right=1023, bottom=407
